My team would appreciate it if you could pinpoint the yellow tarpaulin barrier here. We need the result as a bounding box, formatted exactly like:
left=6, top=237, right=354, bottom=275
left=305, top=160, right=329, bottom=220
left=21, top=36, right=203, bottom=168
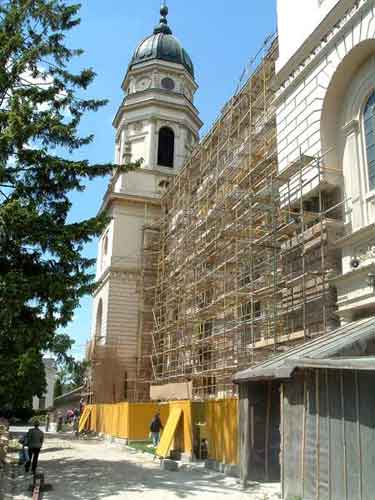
left=78, top=406, right=92, bottom=433
left=82, top=400, right=238, bottom=463
left=156, top=407, right=182, bottom=458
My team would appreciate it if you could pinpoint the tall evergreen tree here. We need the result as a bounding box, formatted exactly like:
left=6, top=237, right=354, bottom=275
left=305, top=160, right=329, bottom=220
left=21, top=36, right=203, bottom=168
left=0, top=0, right=139, bottom=408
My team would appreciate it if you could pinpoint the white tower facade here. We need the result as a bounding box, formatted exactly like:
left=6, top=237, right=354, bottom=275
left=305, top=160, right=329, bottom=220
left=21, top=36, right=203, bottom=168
left=90, top=4, right=202, bottom=403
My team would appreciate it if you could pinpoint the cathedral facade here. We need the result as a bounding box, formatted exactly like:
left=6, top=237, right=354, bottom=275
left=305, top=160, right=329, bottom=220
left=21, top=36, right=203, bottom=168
left=88, top=1, right=375, bottom=403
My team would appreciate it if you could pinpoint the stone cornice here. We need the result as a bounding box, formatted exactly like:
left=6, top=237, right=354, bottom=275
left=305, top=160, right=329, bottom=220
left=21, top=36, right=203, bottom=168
left=275, top=0, right=369, bottom=105
left=330, top=261, right=375, bottom=284
left=337, top=292, right=375, bottom=309
left=99, top=190, right=162, bottom=215
left=113, top=93, right=202, bottom=130
left=93, top=266, right=140, bottom=295
left=122, top=59, right=198, bottom=91
left=99, top=167, right=173, bottom=215
left=335, top=223, right=375, bottom=248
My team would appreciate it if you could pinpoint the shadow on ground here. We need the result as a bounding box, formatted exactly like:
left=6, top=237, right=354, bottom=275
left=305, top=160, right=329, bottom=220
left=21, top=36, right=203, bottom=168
left=39, top=447, right=71, bottom=454
left=36, top=450, right=268, bottom=500
left=8, top=433, right=279, bottom=500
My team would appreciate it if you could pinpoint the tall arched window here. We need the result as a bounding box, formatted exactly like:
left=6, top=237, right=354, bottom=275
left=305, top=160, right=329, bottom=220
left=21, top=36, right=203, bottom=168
left=100, top=232, right=109, bottom=271
left=95, top=299, right=103, bottom=341
left=364, top=91, right=375, bottom=191
left=103, top=234, right=108, bottom=256
left=157, top=127, right=175, bottom=168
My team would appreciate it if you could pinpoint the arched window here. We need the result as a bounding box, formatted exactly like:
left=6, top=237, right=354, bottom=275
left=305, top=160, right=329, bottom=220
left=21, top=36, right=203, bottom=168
left=101, top=233, right=109, bottom=271
left=103, top=233, right=108, bottom=256
left=157, top=127, right=175, bottom=168
left=95, top=299, right=103, bottom=341
left=364, top=91, right=375, bottom=191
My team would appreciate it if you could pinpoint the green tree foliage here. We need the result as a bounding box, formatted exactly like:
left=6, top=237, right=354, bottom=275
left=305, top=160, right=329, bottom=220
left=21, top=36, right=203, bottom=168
left=0, top=0, right=140, bottom=409
left=54, top=357, right=90, bottom=398
left=55, top=358, right=88, bottom=395
left=70, top=359, right=89, bottom=387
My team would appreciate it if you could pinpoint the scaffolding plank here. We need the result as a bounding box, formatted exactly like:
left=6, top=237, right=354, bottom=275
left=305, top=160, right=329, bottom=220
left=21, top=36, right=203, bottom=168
left=156, top=408, right=183, bottom=458
left=79, top=406, right=92, bottom=433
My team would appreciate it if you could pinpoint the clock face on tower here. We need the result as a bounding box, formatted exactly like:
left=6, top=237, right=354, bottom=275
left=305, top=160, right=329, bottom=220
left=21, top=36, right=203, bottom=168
left=136, top=77, right=151, bottom=91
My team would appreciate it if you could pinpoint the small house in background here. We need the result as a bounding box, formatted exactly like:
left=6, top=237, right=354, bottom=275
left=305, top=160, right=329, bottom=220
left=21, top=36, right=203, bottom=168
left=234, top=318, right=375, bottom=500
left=32, top=358, right=57, bottom=411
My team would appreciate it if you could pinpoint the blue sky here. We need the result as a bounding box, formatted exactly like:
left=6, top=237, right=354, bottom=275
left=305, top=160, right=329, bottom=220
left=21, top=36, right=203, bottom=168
left=64, top=0, right=277, bottom=359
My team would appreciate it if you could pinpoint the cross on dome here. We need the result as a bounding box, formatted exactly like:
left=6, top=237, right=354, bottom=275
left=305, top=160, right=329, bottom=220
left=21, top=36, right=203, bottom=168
left=154, top=1, right=172, bottom=35
left=128, top=1, right=195, bottom=78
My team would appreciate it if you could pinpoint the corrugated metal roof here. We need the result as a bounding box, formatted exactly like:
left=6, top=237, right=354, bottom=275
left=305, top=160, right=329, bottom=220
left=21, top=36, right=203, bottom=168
left=233, top=318, right=375, bottom=383
left=286, top=356, right=375, bottom=371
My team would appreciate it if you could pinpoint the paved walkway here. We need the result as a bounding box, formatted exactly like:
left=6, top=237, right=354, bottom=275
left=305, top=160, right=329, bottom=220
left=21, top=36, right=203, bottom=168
left=8, top=433, right=281, bottom=500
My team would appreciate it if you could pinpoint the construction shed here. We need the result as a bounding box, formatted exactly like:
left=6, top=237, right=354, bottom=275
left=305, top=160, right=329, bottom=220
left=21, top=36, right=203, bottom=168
left=234, top=317, right=375, bottom=500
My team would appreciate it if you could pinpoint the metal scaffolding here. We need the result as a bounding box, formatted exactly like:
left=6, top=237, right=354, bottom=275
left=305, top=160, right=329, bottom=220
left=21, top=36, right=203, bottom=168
left=133, top=35, right=344, bottom=401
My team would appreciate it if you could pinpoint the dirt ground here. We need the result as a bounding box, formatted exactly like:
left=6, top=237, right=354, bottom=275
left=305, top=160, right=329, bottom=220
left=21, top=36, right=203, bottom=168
left=7, top=432, right=281, bottom=500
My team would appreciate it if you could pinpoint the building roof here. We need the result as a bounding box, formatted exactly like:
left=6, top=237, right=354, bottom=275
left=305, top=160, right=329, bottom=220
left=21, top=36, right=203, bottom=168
left=284, top=356, right=375, bottom=371
left=54, top=385, right=84, bottom=406
left=233, top=317, right=375, bottom=383
left=128, top=4, right=194, bottom=78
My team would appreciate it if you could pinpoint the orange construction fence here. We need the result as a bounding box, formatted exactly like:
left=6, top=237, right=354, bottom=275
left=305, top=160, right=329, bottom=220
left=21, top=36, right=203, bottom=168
left=82, top=398, right=238, bottom=465
left=202, top=399, right=238, bottom=465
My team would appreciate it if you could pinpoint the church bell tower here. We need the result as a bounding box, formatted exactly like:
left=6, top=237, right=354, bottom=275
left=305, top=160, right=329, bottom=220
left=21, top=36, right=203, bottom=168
left=89, top=3, right=202, bottom=403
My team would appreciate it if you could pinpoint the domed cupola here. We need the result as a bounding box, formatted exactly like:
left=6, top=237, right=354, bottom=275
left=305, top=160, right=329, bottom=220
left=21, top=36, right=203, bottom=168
left=113, top=1, right=202, bottom=174
left=129, top=3, right=194, bottom=78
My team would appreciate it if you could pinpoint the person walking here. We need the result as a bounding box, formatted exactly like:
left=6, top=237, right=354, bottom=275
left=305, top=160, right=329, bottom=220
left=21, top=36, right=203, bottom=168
left=25, top=421, right=44, bottom=474
left=66, top=409, right=73, bottom=423
left=72, top=414, right=79, bottom=438
left=18, top=434, right=29, bottom=465
left=149, top=412, right=163, bottom=447
left=57, top=412, right=63, bottom=432
left=45, top=413, right=50, bottom=432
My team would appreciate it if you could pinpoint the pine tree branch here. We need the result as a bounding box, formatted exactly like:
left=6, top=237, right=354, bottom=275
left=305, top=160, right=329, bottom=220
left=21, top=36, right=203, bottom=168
left=0, top=188, right=9, bottom=200
left=0, top=0, right=123, bottom=408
